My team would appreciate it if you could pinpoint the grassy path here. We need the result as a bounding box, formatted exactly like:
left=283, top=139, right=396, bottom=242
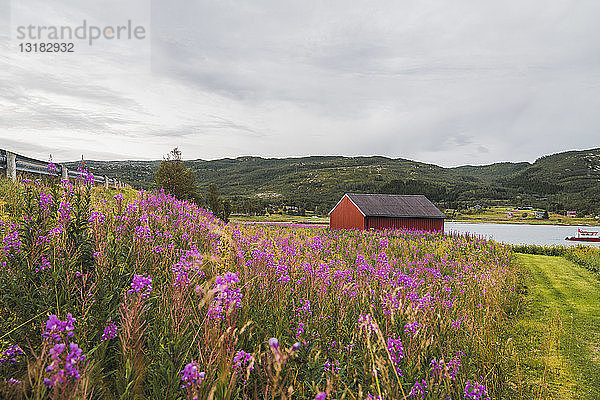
left=509, top=254, right=600, bottom=399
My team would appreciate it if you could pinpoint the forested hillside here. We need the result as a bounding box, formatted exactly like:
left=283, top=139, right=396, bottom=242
left=68, top=148, right=600, bottom=215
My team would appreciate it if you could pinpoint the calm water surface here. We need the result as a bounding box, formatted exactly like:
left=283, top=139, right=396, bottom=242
left=445, top=222, right=600, bottom=247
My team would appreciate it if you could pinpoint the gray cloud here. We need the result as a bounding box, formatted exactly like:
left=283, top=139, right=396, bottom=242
left=151, top=117, right=263, bottom=139
left=1, top=0, right=599, bottom=166
left=0, top=136, right=134, bottom=161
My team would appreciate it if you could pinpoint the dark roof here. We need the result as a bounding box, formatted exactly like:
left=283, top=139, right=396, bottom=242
left=338, top=193, right=445, bottom=218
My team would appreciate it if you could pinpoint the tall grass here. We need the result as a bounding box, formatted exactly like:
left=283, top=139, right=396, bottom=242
left=0, top=177, right=521, bottom=399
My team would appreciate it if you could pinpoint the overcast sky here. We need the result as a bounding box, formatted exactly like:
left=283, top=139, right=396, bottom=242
left=1, top=0, right=599, bottom=166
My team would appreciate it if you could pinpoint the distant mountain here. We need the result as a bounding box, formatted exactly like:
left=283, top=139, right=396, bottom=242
left=68, top=148, right=600, bottom=215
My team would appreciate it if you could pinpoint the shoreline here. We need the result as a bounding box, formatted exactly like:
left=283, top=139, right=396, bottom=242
left=448, top=219, right=600, bottom=227
left=233, top=217, right=600, bottom=228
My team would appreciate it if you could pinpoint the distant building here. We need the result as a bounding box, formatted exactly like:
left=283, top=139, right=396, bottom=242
left=535, top=211, right=545, bottom=219
left=329, top=194, right=445, bottom=231
left=506, top=212, right=514, bottom=218
left=566, top=211, right=577, bottom=218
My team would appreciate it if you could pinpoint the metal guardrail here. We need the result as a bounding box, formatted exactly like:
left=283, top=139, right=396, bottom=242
left=16, top=153, right=63, bottom=176
left=0, top=149, right=128, bottom=188
left=0, top=149, right=6, bottom=169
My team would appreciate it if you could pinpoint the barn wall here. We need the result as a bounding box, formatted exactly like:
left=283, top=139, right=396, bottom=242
left=366, top=217, right=444, bottom=232
left=329, top=196, right=365, bottom=230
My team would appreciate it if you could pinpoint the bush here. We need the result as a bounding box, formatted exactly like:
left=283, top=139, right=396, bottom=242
left=511, top=244, right=567, bottom=257
left=564, top=246, right=600, bottom=275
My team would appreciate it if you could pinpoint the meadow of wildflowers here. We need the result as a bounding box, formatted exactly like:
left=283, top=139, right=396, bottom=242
left=0, top=174, right=521, bottom=399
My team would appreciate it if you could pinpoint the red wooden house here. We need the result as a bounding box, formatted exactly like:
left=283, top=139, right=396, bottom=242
left=329, top=194, right=445, bottom=231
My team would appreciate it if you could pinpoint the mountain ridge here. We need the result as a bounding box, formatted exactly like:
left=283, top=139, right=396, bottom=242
left=67, top=147, right=600, bottom=215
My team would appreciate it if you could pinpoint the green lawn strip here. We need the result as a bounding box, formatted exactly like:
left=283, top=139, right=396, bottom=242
left=510, top=254, right=600, bottom=399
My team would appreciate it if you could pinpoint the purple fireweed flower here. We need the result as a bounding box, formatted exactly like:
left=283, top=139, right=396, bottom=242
left=301, top=298, right=311, bottom=315
left=180, top=361, right=205, bottom=389
left=2, top=224, right=22, bottom=256
left=432, top=351, right=465, bottom=381
left=101, top=319, right=118, bottom=342
left=0, top=345, right=24, bottom=365
left=404, top=321, right=422, bottom=337
left=233, top=350, right=255, bottom=384
left=268, top=337, right=279, bottom=351
left=409, top=379, right=428, bottom=398
left=358, top=313, right=379, bottom=334
left=451, top=318, right=464, bottom=329
left=58, top=201, right=72, bottom=224
left=45, top=315, right=63, bottom=332
left=47, top=344, right=68, bottom=376
left=44, top=342, right=86, bottom=387
left=47, top=159, right=58, bottom=174
left=64, top=314, right=75, bottom=336
left=40, top=192, right=52, bottom=211
left=207, top=272, right=242, bottom=320
left=88, top=211, right=105, bottom=224
left=315, top=392, right=327, bottom=400
left=171, top=258, right=206, bottom=288
left=387, top=336, right=404, bottom=375
left=113, top=193, right=124, bottom=201
left=324, top=359, right=340, bottom=374
left=64, top=343, right=85, bottom=379
left=43, top=378, right=56, bottom=387
left=128, top=274, right=152, bottom=298
left=295, top=322, right=305, bottom=340
left=309, top=236, right=323, bottom=251
left=233, top=350, right=255, bottom=373
left=48, top=225, right=63, bottom=238
left=77, top=164, right=94, bottom=185
left=448, top=352, right=464, bottom=379
left=431, top=357, right=442, bottom=370
left=464, top=380, right=490, bottom=400
left=268, top=337, right=286, bottom=363
left=43, top=314, right=75, bottom=342
left=7, top=377, right=22, bottom=385
left=134, top=225, right=152, bottom=242
left=216, top=271, right=240, bottom=289
left=35, top=255, right=51, bottom=272
left=60, top=179, right=72, bottom=191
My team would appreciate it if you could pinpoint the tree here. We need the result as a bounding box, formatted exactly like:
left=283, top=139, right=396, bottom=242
left=222, top=199, right=232, bottom=223
left=155, top=148, right=199, bottom=202
left=206, top=184, right=232, bottom=223
left=207, top=184, right=221, bottom=216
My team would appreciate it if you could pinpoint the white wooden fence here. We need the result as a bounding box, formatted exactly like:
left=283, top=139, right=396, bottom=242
left=0, top=149, right=127, bottom=189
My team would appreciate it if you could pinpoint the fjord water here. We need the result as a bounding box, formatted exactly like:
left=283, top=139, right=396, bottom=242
left=446, top=222, right=600, bottom=247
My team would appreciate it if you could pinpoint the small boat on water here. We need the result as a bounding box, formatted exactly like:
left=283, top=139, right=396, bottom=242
left=565, top=228, right=600, bottom=242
